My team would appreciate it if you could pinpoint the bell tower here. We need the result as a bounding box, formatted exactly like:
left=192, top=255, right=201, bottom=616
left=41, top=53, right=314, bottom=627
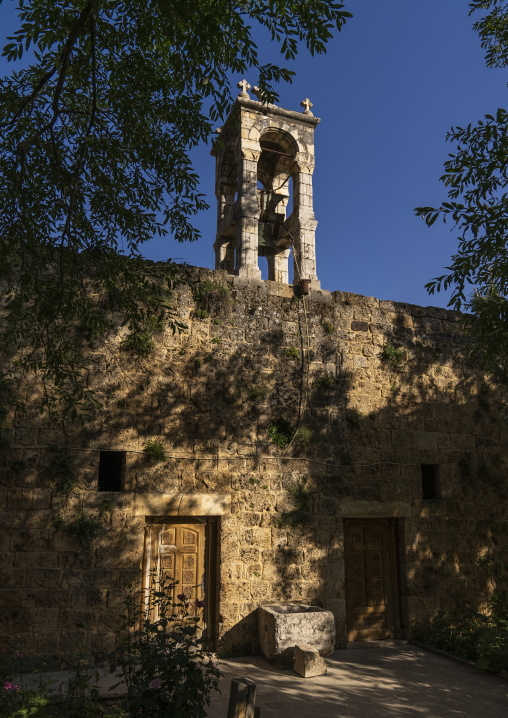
left=211, top=81, right=320, bottom=288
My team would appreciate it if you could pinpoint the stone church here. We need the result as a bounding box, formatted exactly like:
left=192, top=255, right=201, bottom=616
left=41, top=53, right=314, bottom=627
left=1, top=82, right=507, bottom=666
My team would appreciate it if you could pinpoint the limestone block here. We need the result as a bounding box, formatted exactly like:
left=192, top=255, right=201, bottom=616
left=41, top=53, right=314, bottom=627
left=293, top=644, right=327, bottom=678
left=258, top=604, right=335, bottom=659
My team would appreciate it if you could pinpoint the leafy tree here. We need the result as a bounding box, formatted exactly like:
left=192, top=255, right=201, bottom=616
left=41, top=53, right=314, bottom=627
left=0, top=0, right=351, bottom=420
left=416, top=1, right=508, bottom=384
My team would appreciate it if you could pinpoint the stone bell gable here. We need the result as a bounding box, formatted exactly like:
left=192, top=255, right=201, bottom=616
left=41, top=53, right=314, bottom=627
left=211, top=80, right=320, bottom=288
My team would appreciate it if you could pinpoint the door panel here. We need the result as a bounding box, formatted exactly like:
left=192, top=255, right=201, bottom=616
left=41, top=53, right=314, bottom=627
left=344, top=519, right=399, bottom=641
left=143, top=521, right=206, bottom=626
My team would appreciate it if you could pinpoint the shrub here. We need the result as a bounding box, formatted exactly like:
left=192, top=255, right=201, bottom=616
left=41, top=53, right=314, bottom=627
left=143, top=440, right=167, bottom=462
left=110, top=572, right=221, bottom=717
left=317, top=376, right=335, bottom=391
left=286, top=346, right=299, bottom=358
left=54, top=501, right=110, bottom=550
left=120, top=315, right=166, bottom=357
left=381, top=341, right=406, bottom=368
left=246, top=384, right=269, bottom=402
left=294, top=425, right=316, bottom=446
left=193, top=282, right=230, bottom=318
left=121, top=330, right=155, bottom=357
left=413, top=611, right=508, bottom=674
left=268, top=418, right=293, bottom=450
left=346, top=410, right=362, bottom=428
left=323, top=322, right=334, bottom=334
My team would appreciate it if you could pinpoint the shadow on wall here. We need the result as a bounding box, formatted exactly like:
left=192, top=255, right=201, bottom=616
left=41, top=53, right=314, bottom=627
left=3, top=272, right=508, bottom=660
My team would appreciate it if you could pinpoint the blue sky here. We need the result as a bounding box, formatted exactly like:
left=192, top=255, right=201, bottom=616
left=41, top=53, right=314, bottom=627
left=2, top=1, right=507, bottom=308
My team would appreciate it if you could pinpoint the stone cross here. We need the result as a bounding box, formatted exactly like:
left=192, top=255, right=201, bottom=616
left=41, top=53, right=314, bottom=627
left=300, top=98, right=313, bottom=115
left=237, top=79, right=251, bottom=98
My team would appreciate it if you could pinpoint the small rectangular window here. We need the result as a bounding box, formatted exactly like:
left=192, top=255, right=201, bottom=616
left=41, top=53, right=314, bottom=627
left=98, top=451, right=125, bottom=492
left=421, top=464, right=440, bottom=500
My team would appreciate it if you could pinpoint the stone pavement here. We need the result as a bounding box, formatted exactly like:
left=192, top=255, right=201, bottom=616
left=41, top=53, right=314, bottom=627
left=16, top=643, right=508, bottom=717
left=206, top=643, right=508, bottom=718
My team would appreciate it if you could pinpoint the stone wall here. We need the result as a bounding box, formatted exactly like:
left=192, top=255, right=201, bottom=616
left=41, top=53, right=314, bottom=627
left=1, top=266, right=507, bottom=665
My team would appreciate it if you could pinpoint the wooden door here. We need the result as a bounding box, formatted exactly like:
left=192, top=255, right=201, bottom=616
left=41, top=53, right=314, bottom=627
left=143, top=522, right=206, bottom=626
left=344, top=518, right=400, bottom=641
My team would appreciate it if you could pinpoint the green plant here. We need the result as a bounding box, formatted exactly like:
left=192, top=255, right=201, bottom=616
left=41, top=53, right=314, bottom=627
left=279, top=480, right=315, bottom=528
left=193, top=282, right=231, bottom=319
left=121, top=330, right=156, bottom=357
left=211, top=337, right=221, bottom=344
left=0, top=636, right=53, bottom=717
left=317, top=376, right=335, bottom=391
left=477, top=552, right=495, bottom=566
left=246, top=384, right=269, bottom=401
left=286, top=346, right=299, bottom=359
left=0, top=0, right=351, bottom=422
left=323, top=322, right=334, bottom=334
left=194, top=358, right=202, bottom=368
left=390, top=381, right=398, bottom=393
left=49, top=448, right=77, bottom=494
left=212, top=319, right=222, bottom=325
left=268, top=418, right=294, bottom=450
left=143, top=440, right=167, bottom=462
left=194, top=309, right=209, bottom=319
left=413, top=610, right=508, bottom=674
left=178, top=347, right=186, bottom=355
left=294, top=425, right=316, bottom=446
left=110, top=572, right=221, bottom=717
left=57, top=510, right=102, bottom=550
left=0, top=635, right=126, bottom=717
left=63, top=661, right=104, bottom=718
left=381, top=341, right=406, bottom=369
left=346, top=410, right=363, bottom=428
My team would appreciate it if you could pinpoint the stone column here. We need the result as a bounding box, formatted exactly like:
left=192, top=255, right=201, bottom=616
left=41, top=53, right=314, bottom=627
left=214, top=240, right=235, bottom=274
left=234, top=152, right=261, bottom=279
left=268, top=249, right=290, bottom=283
left=293, top=167, right=319, bottom=288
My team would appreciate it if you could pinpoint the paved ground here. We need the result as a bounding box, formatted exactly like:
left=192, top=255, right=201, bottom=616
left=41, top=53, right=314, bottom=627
left=17, top=643, right=508, bottom=717
left=206, top=643, right=508, bottom=718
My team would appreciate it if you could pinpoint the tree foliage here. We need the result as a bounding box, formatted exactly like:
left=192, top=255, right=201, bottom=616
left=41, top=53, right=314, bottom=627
left=0, top=0, right=351, bottom=420
left=416, top=1, right=508, bottom=383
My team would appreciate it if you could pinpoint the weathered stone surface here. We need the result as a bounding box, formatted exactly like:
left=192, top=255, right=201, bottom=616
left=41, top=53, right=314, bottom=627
left=2, top=260, right=508, bottom=665
left=258, top=604, right=336, bottom=659
left=293, top=643, right=327, bottom=677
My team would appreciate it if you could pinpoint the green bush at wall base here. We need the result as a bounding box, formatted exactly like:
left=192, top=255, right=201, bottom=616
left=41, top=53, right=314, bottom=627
left=413, top=611, right=508, bottom=674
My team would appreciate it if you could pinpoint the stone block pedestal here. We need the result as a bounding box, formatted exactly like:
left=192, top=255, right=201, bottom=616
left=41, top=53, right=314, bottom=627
left=293, top=644, right=328, bottom=677
left=258, top=604, right=335, bottom=660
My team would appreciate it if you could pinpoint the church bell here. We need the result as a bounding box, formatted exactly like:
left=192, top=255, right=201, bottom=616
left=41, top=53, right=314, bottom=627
left=257, top=190, right=286, bottom=256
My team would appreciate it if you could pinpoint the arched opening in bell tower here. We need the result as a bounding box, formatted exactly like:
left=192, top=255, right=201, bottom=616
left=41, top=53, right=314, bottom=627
left=256, top=129, right=297, bottom=283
